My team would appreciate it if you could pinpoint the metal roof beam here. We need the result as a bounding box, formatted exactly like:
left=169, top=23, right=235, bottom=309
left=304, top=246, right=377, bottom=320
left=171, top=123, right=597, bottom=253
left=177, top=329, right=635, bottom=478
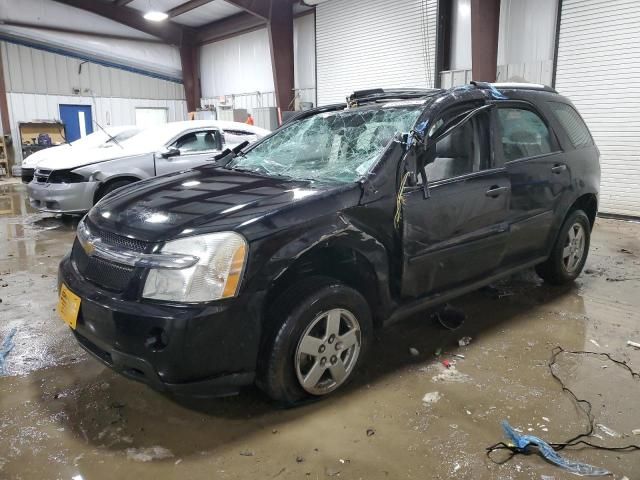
left=168, top=0, right=215, bottom=18
left=52, top=0, right=188, bottom=45
left=223, top=0, right=270, bottom=21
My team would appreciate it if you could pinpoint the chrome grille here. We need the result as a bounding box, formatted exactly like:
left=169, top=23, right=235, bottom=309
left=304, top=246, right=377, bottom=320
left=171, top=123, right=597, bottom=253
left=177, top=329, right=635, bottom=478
left=71, top=240, right=135, bottom=292
left=86, top=220, right=150, bottom=253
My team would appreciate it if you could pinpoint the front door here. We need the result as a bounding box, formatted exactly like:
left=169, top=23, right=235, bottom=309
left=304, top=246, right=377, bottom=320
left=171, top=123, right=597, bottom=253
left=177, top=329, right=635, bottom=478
left=401, top=108, right=511, bottom=298
left=155, top=129, right=224, bottom=176
left=59, top=104, right=93, bottom=142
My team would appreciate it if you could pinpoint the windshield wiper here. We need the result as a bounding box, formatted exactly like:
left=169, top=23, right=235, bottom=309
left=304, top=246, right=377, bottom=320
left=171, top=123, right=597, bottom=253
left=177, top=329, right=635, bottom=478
left=216, top=141, right=250, bottom=165
left=93, top=120, right=123, bottom=149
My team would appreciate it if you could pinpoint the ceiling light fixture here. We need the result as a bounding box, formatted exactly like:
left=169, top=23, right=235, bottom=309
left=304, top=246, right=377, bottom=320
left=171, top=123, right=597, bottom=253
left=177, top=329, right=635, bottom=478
left=143, top=11, right=168, bottom=21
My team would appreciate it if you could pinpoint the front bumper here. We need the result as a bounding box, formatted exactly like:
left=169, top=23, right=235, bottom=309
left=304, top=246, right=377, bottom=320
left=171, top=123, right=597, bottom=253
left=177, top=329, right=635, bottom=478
left=58, top=254, right=262, bottom=397
left=28, top=180, right=99, bottom=213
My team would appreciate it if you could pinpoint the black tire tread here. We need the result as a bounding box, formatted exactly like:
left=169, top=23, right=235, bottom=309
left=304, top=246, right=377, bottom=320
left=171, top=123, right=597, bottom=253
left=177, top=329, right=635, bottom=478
left=258, top=276, right=370, bottom=405
left=536, top=209, right=590, bottom=285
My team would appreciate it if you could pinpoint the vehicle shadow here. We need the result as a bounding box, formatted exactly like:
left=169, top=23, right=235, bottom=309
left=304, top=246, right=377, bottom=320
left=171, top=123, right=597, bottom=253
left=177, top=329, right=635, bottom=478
left=34, top=269, right=580, bottom=462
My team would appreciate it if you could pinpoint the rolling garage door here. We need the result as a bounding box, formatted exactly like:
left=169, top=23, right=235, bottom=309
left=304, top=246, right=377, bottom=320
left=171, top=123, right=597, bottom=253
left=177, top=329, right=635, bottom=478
left=316, top=0, right=437, bottom=106
left=555, top=0, right=640, bottom=217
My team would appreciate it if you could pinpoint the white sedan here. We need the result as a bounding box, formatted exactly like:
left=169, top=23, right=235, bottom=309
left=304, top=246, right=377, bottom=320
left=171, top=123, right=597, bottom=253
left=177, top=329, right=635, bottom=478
left=27, top=120, right=270, bottom=214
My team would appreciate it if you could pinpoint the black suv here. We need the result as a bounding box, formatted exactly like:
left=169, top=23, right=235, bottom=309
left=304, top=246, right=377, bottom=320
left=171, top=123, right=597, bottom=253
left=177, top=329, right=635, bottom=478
left=57, top=83, right=599, bottom=404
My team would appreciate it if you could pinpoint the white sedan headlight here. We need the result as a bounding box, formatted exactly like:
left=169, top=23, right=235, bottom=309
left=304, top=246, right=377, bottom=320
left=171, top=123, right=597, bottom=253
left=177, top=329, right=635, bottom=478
left=142, top=232, right=247, bottom=302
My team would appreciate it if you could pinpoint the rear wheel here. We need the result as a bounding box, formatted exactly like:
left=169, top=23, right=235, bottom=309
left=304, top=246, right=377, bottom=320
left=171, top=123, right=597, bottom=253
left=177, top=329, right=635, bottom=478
left=536, top=209, right=591, bottom=285
left=259, top=277, right=372, bottom=405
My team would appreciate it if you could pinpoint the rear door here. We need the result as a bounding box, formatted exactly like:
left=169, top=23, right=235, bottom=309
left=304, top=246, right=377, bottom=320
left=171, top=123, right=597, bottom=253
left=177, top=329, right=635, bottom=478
left=155, top=129, right=223, bottom=175
left=494, top=102, right=571, bottom=265
left=401, top=107, right=511, bottom=298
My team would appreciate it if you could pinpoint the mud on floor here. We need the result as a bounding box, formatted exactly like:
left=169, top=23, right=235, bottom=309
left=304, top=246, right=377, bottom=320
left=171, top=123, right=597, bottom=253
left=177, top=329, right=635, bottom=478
left=1, top=183, right=639, bottom=479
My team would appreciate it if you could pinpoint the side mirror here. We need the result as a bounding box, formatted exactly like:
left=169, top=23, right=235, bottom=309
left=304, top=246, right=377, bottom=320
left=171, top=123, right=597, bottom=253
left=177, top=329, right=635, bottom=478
left=159, top=146, right=180, bottom=158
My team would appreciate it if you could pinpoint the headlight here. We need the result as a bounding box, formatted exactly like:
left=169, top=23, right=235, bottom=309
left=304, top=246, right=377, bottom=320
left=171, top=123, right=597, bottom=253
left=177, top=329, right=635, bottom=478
left=48, top=169, right=86, bottom=183
left=142, top=232, right=247, bottom=302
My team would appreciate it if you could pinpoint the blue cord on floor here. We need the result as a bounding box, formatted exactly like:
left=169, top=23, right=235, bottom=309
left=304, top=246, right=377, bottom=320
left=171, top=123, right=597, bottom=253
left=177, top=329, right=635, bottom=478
left=0, top=327, right=17, bottom=375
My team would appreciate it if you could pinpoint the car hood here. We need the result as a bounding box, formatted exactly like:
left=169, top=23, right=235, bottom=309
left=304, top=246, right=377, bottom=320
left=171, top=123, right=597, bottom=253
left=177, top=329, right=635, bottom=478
left=35, top=144, right=149, bottom=170
left=22, top=144, right=71, bottom=168
left=88, top=167, right=362, bottom=242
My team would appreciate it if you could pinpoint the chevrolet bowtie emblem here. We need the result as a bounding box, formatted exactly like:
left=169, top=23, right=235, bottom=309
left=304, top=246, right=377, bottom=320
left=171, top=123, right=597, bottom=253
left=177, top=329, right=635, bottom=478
left=82, top=239, right=96, bottom=256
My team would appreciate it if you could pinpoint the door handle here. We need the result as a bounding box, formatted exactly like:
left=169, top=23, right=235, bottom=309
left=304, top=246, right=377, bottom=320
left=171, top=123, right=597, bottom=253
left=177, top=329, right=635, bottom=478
left=551, top=164, right=567, bottom=174
left=485, top=186, right=510, bottom=198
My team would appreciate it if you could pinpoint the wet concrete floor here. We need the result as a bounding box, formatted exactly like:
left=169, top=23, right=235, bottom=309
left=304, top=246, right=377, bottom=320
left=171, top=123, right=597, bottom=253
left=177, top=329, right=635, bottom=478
left=0, top=180, right=639, bottom=479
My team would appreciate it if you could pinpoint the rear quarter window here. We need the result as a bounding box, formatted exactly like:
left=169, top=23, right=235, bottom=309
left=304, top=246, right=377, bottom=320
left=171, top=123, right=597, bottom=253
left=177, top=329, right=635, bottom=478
left=549, top=102, right=593, bottom=149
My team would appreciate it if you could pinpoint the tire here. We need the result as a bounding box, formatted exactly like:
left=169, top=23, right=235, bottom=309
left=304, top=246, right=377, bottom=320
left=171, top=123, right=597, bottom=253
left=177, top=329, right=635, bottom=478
left=258, top=276, right=372, bottom=405
left=95, top=179, right=134, bottom=204
left=536, top=209, right=591, bottom=285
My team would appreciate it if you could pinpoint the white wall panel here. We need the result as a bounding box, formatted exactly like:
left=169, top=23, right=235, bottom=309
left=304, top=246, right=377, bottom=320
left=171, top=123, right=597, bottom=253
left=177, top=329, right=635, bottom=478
left=200, top=28, right=275, bottom=99
left=200, top=14, right=317, bottom=109
left=497, top=0, right=557, bottom=85
left=316, top=0, right=437, bottom=106
left=450, top=0, right=472, bottom=70
left=555, top=0, right=640, bottom=217
left=1, top=42, right=185, bottom=101
left=294, top=13, right=316, bottom=93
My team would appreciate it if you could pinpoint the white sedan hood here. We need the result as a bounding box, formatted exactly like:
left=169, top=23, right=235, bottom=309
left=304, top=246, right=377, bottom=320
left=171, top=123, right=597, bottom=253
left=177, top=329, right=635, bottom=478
left=36, top=144, right=149, bottom=171
left=22, top=144, right=71, bottom=168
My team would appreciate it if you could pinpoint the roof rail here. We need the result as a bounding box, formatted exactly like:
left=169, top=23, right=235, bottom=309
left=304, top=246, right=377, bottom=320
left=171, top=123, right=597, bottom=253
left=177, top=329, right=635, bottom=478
left=347, top=88, right=439, bottom=105
left=471, top=81, right=557, bottom=93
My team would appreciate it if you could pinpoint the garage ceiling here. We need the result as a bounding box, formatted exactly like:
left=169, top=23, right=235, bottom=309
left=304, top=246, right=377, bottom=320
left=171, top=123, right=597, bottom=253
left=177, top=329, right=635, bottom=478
left=122, top=0, right=245, bottom=27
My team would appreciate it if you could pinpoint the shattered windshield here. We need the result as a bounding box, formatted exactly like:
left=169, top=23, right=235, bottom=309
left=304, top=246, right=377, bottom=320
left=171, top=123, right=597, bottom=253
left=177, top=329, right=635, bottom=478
left=226, top=104, right=423, bottom=183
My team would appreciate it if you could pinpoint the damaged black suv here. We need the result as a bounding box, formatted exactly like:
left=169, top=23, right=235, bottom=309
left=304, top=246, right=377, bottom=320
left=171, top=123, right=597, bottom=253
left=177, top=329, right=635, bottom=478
left=57, top=83, right=599, bottom=404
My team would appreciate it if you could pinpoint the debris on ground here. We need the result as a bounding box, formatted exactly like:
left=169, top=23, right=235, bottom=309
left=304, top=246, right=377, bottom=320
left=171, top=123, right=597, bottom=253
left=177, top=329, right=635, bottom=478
left=589, top=339, right=601, bottom=348
left=409, top=347, right=420, bottom=357
left=452, top=353, right=465, bottom=359
left=434, top=305, right=466, bottom=330
left=0, top=327, right=17, bottom=375
left=296, top=456, right=304, bottom=463
left=325, top=466, right=340, bottom=476
left=620, top=248, right=634, bottom=255
left=631, top=429, right=640, bottom=436
left=480, top=284, right=515, bottom=299
left=458, top=336, right=472, bottom=347
left=627, top=340, right=640, bottom=349
left=422, top=392, right=441, bottom=405
left=488, top=347, right=640, bottom=476
left=239, top=450, right=255, bottom=457
left=596, top=424, right=621, bottom=438
left=441, top=359, right=451, bottom=369
left=366, top=428, right=375, bottom=437
left=126, top=446, right=174, bottom=462
left=498, top=421, right=611, bottom=476
left=431, top=364, right=470, bottom=383
left=434, top=347, right=443, bottom=357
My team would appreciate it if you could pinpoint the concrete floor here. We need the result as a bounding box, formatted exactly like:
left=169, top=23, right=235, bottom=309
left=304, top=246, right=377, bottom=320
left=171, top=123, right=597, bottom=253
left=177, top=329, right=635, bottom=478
left=1, top=180, right=639, bottom=480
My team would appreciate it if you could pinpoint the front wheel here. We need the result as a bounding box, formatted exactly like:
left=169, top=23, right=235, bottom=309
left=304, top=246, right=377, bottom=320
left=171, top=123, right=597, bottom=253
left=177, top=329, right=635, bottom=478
left=536, top=209, right=591, bottom=285
left=258, top=277, right=372, bottom=405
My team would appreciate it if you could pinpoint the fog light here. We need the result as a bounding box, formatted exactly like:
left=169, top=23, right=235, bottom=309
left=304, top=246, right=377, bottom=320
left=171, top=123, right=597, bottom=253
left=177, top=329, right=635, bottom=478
left=145, top=327, right=168, bottom=351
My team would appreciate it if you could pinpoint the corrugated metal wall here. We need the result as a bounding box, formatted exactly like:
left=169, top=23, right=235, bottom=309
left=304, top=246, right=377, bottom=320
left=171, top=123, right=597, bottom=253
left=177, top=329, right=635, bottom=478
left=1, top=41, right=187, bottom=163
left=1, top=42, right=184, bottom=100
left=555, top=0, right=640, bottom=217
left=315, top=0, right=437, bottom=106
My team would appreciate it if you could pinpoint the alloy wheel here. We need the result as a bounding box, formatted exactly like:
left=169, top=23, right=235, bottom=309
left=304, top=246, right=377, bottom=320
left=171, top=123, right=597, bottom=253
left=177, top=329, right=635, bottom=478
left=563, top=222, right=586, bottom=273
left=294, top=308, right=361, bottom=395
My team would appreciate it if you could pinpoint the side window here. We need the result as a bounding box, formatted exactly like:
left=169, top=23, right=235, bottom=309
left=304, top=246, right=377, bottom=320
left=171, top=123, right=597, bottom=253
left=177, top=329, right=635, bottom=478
left=497, top=108, right=552, bottom=161
left=548, top=102, right=593, bottom=149
left=224, top=129, right=258, bottom=146
left=172, top=130, right=222, bottom=153
left=421, top=111, right=491, bottom=183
